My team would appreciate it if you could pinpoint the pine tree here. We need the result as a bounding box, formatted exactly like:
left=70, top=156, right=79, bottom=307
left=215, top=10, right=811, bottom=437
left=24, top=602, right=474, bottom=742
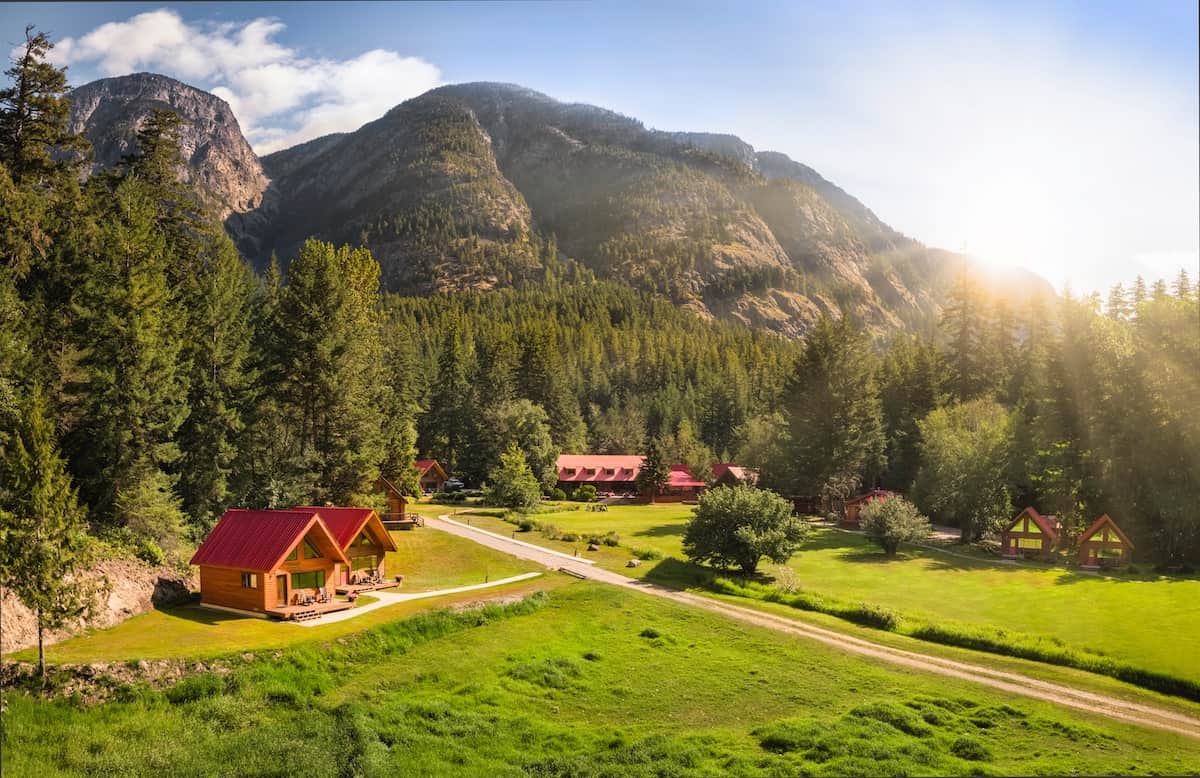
left=635, top=437, right=670, bottom=501
left=175, top=227, right=256, bottom=530
left=270, top=240, right=387, bottom=503
left=1131, top=275, right=1148, bottom=308
left=1173, top=269, right=1193, bottom=300
left=941, top=273, right=988, bottom=401
left=1105, top=282, right=1130, bottom=320
left=0, top=27, right=89, bottom=184
left=1151, top=278, right=1169, bottom=299
left=0, top=386, right=99, bottom=678
left=424, top=323, right=473, bottom=476
left=778, top=315, right=884, bottom=503
left=70, top=175, right=188, bottom=532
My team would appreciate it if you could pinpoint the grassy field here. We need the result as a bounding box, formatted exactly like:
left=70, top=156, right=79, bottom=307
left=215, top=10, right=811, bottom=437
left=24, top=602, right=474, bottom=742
left=453, top=504, right=1200, bottom=686
left=4, top=583, right=1198, bottom=777
left=6, top=530, right=546, bottom=664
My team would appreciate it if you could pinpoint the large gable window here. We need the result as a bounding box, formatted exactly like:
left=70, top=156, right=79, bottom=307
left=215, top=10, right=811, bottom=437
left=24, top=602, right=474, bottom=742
left=291, top=570, right=325, bottom=590
left=303, top=538, right=323, bottom=559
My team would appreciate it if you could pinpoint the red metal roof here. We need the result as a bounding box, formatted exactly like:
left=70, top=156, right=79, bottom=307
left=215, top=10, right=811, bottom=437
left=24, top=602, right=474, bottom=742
left=1006, top=507, right=1058, bottom=538
left=415, top=459, right=444, bottom=475
left=711, top=463, right=758, bottom=484
left=189, top=510, right=348, bottom=570
left=1079, top=513, right=1134, bottom=548
left=668, top=465, right=707, bottom=488
left=845, top=489, right=896, bottom=506
left=557, top=454, right=643, bottom=483
left=295, top=506, right=398, bottom=552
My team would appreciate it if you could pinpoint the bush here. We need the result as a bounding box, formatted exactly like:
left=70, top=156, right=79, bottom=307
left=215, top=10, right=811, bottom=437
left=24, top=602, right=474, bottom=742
left=136, top=539, right=166, bottom=566
left=517, top=518, right=536, bottom=532
left=573, top=484, right=597, bottom=502
left=549, top=488, right=567, bottom=501
left=859, top=496, right=930, bottom=556
left=483, top=444, right=543, bottom=510
left=602, top=532, right=620, bottom=547
left=560, top=532, right=579, bottom=542
left=683, top=486, right=805, bottom=574
left=633, top=548, right=663, bottom=561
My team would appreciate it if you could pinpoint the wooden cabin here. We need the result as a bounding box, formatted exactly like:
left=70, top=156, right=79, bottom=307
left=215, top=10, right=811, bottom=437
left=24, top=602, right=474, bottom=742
left=415, top=459, right=448, bottom=493
left=296, top=506, right=399, bottom=591
left=1078, top=514, right=1134, bottom=568
left=190, top=509, right=350, bottom=618
left=842, top=490, right=896, bottom=529
left=712, top=464, right=759, bottom=488
left=556, top=454, right=642, bottom=496
left=657, top=465, right=708, bottom=503
left=374, top=474, right=418, bottom=526
left=1000, top=507, right=1058, bottom=559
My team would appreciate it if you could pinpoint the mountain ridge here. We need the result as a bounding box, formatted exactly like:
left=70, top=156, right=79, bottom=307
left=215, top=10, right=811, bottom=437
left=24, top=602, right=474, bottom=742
left=67, top=74, right=1054, bottom=336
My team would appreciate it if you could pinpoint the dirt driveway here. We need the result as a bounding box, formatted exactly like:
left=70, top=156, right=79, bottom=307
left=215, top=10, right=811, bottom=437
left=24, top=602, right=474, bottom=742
left=428, top=515, right=1200, bottom=740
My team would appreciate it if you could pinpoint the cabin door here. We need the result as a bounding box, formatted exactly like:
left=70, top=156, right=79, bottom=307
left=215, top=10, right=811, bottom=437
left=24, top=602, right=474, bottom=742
left=276, top=574, right=288, bottom=607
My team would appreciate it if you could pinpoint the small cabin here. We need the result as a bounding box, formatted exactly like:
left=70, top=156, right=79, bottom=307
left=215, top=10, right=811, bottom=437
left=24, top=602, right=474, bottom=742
left=414, top=459, right=448, bottom=494
left=1000, top=507, right=1058, bottom=559
left=843, top=489, right=895, bottom=529
left=657, top=465, right=707, bottom=503
left=374, top=474, right=414, bottom=525
left=711, top=464, right=759, bottom=489
left=190, top=509, right=350, bottom=617
left=296, top=506, right=399, bottom=590
left=1078, top=514, right=1134, bottom=568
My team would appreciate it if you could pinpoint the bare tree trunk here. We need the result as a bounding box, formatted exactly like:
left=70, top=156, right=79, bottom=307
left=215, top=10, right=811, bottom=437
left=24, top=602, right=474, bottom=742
left=36, top=606, right=46, bottom=682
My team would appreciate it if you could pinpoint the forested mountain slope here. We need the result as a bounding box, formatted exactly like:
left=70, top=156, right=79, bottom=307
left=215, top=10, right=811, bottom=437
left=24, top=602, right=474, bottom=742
left=70, top=75, right=1053, bottom=337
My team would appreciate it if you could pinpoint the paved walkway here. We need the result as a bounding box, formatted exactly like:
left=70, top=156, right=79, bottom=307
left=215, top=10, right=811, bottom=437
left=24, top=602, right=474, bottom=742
left=427, top=515, right=1200, bottom=740
left=288, top=572, right=543, bottom=627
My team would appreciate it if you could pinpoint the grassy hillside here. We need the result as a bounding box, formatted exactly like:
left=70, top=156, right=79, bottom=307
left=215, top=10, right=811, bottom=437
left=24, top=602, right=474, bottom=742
left=5, top=584, right=1199, bottom=777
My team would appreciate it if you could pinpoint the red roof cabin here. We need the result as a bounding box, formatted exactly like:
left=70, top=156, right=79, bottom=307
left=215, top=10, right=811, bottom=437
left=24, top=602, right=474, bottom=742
left=657, top=465, right=708, bottom=503
left=711, top=464, right=759, bottom=488
left=842, top=489, right=896, bottom=529
left=415, top=459, right=448, bottom=494
left=556, top=454, right=642, bottom=496
left=296, top=506, right=399, bottom=592
left=1000, top=507, right=1058, bottom=559
left=190, top=509, right=351, bottom=620
left=1078, top=514, right=1134, bottom=569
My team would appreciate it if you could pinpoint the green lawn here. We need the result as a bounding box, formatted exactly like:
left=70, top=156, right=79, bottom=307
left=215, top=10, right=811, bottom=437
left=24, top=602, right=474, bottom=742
left=459, top=505, right=1200, bottom=685
left=782, top=527, right=1200, bottom=684
left=4, top=583, right=1198, bottom=777
left=6, top=530, right=547, bottom=664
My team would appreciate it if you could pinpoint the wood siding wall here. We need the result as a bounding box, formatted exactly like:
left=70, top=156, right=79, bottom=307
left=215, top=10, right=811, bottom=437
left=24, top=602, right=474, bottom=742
left=199, top=566, right=268, bottom=613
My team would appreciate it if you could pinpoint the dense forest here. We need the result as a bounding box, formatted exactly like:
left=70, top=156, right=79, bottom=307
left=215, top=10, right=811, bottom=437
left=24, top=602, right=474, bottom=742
left=1, top=25, right=1198, bottom=614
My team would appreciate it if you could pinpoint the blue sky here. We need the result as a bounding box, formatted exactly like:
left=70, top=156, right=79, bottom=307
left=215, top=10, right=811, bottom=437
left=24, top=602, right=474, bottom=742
left=3, top=1, right=1197, bottom=292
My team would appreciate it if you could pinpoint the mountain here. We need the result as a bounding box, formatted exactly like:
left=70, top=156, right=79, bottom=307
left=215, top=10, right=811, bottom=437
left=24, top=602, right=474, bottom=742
left=67, top=73, right=269, bottom=220
left=67, top=75, right=1052, bottom=336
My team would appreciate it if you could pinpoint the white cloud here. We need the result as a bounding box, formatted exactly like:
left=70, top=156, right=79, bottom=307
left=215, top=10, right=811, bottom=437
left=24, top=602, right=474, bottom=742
left=51, top=8, right=442, bottom=153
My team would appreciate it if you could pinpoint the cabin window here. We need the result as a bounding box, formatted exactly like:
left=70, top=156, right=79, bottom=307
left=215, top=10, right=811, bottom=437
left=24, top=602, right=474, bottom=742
left=303, top=539, right=323, bottom=559
left=604, top=468, right=615, bottom=475
left=356, top=531, right=373, bottom=547
left=564, top=468, right=576, bottom=476
left=286, top=547, right=298, bottom=561
left=1016, top=537, right=1043, bottom=550
left=585, top=468, right=596, bottom=475
left=291, top=570, right=325, bottom=590
left=240, top=572, right=258, bottom=589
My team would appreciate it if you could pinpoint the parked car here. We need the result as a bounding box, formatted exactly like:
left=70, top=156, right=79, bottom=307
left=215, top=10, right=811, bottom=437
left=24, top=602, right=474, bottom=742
left=444, top=478, right=465, bottom=492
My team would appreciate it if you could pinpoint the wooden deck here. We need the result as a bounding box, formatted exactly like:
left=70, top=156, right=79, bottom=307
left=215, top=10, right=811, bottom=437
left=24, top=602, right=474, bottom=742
left=266, top=600, right=354, bottom=621
left=381, top=513, right=423, bottom=530
left=334, top=579, right=401, bottom=595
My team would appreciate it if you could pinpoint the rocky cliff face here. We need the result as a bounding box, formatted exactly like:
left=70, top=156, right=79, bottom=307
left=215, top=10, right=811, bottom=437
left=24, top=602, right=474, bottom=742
left=68, top=73, right=269, bottom=220
left=71, top=75, right=1053, bottom=336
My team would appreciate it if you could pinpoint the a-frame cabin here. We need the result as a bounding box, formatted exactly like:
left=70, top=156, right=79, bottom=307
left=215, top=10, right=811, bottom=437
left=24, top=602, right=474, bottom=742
left=1000, top=507, right=1058, bottom=559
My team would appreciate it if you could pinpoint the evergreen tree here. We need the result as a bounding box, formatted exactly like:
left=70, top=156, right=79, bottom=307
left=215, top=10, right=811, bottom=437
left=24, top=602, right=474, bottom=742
left=1173, top=269, right=1193, bottom=300
left=175, top=227, right=256, bottom=531
left=270, top=240, right=387, bottom=503
left=424, top=323, right=473, bottom=476
left=941, top=273, right=988, bottom=400
left=1105, top=282, right=1130, bottom=320
left=0, top=27, right=88, bottom=184
left=778, top=315, right=884, bottom=503
left=878, top=335, right=943, bottom=493
left=0, top=386, right=98, bottom=677
left=1131, top=275, right=1148, bottom=308
left=70, top=175, right=188, bottom=533
left=635, top=437, right=670, bottom=501
left=1151, top=278, right=1169, bottom=299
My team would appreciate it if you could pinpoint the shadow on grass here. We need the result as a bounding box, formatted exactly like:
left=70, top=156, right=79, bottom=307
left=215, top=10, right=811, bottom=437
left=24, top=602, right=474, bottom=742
left=641, top=557, right=774, bottom=590
left=633, top=523, right=686, bottom=539
left=156, top=604, right=257, bottom=627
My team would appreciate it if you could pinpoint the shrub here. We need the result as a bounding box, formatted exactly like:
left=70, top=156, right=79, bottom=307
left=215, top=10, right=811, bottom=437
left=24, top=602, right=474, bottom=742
left=517, top=518, right=536, bottom=532
left=950, top=736, right=992, bottom=761
left=483, top=444, right=543, bottom=510
left=539, top=524, right=559, bottom=539
left=684, top=486, right=805, bottom=574
left=560, top=532, right=579, bottom=542
left=573, top=484, right=597, bottom=502
left=549, top=488, right=567, bottom=501
left=859, top=496, right=930, bottom=556
left=602, top=532, right=620, bottom=547
left=136, top=539, right=165, bottom=566
left=633, top=548, right=663, bottom=561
